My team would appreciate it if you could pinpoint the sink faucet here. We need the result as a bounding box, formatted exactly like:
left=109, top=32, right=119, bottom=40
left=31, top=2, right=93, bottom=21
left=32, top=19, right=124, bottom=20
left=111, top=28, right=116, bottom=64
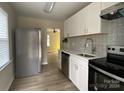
left=84, top=38, right=96, bottom=54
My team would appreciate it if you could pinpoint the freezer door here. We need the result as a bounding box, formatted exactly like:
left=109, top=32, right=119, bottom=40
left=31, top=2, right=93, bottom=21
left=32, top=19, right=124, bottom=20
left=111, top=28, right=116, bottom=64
left=15, top=29, right=41, bottom=77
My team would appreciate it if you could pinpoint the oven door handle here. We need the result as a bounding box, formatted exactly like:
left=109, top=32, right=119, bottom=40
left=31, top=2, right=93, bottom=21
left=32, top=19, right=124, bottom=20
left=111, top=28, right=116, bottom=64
left=89, top=64, right=124, bottom=83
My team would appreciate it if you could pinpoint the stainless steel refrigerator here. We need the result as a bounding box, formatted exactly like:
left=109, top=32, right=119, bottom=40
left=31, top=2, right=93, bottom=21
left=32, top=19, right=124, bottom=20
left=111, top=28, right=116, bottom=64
left=15, top=28, right=42, bottom=77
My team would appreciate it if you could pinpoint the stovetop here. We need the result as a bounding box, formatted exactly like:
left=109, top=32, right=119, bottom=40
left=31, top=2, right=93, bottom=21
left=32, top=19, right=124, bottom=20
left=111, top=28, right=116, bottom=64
left=89, top=57, right=124, bottom=78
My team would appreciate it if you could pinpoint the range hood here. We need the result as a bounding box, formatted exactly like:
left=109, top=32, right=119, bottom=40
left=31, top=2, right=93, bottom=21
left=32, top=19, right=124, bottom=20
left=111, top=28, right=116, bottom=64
left=101, top=3, right=124, bottom=20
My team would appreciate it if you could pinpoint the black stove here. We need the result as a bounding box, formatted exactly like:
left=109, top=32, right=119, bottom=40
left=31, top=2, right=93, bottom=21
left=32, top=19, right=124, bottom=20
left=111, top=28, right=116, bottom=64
left=89, top=57, right=124, bottom=79
left=89, top=45, right=124, bottom=82
left=89, top=46, right=124, bottom=91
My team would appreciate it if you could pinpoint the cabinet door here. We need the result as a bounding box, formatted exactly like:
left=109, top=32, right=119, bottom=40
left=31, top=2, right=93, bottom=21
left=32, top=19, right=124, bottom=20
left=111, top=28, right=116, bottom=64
left=87, top=3, right=101, bottom=34
left=68, top=17, right=73, bottom=37
left=101, top=2, right=119, bottom=10
left=64, top=20, right=69, bottom=37
left=68, top=16, right=74, bottom=37
left=67, top=14, right=80, bottom=37
left=70, top=61, right=78, bottom=86
left=77, top=65, right=88, bottom=91
left=69, top=55, right=78, bottom=86
left=78, top=8, right=87, bottom=35
left=64, top=18, right=72, bottom=37
left=72, top=13, right=81, bottom=36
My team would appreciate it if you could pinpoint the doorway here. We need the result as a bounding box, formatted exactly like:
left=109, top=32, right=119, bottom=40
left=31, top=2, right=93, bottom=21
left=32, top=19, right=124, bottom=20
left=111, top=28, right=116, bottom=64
left=47, top=28, right=60, bottom=65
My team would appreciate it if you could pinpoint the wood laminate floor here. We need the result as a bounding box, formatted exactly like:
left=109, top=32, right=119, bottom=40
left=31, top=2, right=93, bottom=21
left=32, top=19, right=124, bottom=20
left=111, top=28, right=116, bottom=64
left=10, top=52, right=78, bottom=91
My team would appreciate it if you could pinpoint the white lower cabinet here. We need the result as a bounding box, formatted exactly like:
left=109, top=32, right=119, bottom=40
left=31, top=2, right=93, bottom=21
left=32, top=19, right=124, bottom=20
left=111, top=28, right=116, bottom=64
left=69, top=54, right=88, bottom=91
left=77, top=65, right=88, bottom=91
left=69, top=60, right=78, bottom=86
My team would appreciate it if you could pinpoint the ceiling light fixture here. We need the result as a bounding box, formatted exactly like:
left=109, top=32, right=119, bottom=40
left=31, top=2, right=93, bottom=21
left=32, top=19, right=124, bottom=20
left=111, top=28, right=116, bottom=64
left=44, top=2, right=56, bottom=13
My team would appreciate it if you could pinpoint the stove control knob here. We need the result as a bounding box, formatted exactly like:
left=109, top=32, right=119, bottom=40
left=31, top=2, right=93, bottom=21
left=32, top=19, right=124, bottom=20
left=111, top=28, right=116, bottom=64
left=112, top=48, right=115, bottom=51
left=108, top=48, right=111, bottom=50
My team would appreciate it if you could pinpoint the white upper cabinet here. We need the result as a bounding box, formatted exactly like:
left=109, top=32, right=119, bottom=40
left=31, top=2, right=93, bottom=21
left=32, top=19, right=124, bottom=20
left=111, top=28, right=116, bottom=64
left=64, top=18, right=72, bottom=37
left=101, top=2, right=119, bottom=10
left=78, top=7, right=87, bottom=35
left=64, top=12, right=81, bottom=37
left=70, top=13, right=80, bottom=36
left=64, top=2, right=104, bottom=37
left=86, top=2, right=101, bottom=34
left=64, top=20, right=69, bottom=38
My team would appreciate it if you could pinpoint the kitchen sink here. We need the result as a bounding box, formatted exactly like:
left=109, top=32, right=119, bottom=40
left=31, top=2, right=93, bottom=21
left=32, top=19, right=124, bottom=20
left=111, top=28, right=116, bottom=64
left=78, top=54, right=95, bottom=58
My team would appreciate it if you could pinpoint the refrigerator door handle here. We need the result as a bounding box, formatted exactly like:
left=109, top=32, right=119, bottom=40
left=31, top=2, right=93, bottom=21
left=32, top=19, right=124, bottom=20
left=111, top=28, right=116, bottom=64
left=38, top=30, right=42, bottom=72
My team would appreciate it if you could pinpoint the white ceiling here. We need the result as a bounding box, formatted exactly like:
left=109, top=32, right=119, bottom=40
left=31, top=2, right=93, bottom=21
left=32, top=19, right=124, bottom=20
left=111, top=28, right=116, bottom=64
left=10, top=2, right=90, bottom=21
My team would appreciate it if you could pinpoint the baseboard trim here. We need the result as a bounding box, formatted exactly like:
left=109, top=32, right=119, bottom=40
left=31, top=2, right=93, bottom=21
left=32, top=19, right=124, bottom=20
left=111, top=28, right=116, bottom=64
left=6, top=75, right=14, bottom=91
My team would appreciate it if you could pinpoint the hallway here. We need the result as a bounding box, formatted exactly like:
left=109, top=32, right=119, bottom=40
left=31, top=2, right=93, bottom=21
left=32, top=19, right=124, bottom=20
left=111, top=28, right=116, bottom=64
left=10, top=52, right=78, bottom=91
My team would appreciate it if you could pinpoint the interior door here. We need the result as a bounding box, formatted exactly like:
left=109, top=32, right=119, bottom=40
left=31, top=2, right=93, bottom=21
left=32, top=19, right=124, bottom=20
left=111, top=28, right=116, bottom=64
left=15, top=29, right=40, bottom=77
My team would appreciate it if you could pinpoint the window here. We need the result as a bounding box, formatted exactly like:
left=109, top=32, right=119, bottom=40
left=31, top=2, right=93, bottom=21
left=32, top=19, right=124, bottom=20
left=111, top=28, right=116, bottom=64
left=47, top=35, right=50, bottom=47
left=0, top=8, right=9, bottom=68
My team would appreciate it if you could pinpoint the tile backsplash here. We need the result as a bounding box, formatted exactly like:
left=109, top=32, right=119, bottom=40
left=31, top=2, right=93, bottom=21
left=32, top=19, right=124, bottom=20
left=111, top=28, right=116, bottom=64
left=62, top=34, right=107, bottom=57
left=107, top=18, right=124, bottom=46
left=62, top=18, right=124, bottom=57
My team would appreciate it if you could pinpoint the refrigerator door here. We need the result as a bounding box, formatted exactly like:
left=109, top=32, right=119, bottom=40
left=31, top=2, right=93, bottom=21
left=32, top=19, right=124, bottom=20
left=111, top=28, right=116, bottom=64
left=15, top=28, right=41, bottom=77
left=38, top=30, right=42, bottom=72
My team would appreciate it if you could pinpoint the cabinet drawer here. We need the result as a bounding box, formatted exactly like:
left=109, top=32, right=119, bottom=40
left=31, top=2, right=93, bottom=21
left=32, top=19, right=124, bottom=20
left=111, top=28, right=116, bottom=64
left=78, top=62, right=88, bottom=69
left=75, top=56, right=88, bottom=66
left=70, top=55, right=88, bottom=69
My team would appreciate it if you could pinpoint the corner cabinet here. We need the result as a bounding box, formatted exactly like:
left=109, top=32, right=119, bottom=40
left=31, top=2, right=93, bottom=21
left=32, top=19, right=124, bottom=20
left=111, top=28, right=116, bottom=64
left=64, top=2, right=106, bottom=38
left=69, top=54, right=88, bottom=91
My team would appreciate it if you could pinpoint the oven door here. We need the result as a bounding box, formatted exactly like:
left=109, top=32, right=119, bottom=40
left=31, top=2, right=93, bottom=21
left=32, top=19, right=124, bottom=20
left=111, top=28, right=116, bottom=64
left=89, top=64, right=124, bottom=91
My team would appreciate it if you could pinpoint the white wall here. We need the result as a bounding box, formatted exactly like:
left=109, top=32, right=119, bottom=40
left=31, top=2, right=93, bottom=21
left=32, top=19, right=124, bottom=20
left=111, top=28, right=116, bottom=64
left=17, top=16, right=64, bottom=64
left=0, top=3, right=16, bottom=90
